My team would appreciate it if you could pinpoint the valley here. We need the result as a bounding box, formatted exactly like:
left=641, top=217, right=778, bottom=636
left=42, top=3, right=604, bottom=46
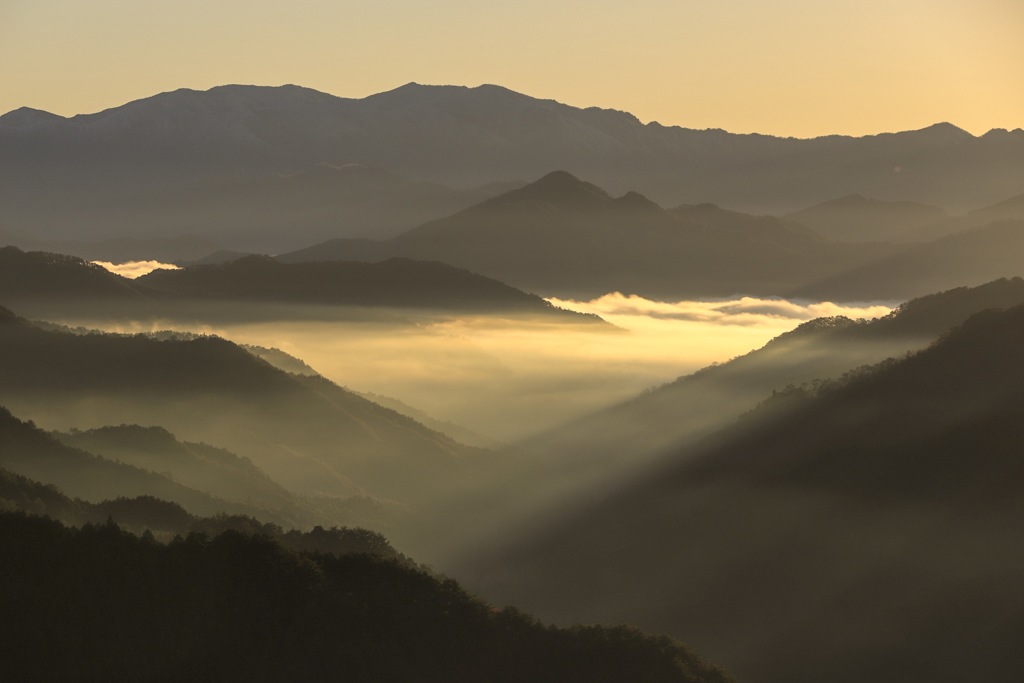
left=3, top=69, right=1023, bottom=682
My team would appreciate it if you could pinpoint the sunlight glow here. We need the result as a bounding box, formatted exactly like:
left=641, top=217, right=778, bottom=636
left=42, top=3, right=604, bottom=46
left=92, top=260, right=181, bottom=279
left=59, top=294, right=893, bottom=441
left=548, top=293, right=893, bottom=327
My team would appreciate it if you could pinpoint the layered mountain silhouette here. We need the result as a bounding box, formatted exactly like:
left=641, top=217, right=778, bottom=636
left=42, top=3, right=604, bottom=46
left=0, top=246, right=596, bottom=322
left=0, top=403, right=733, bottom=681
left=3, top=83, right=1023, bottom=251
left=280, top=171, right=895, bottom=298
left=462, top=301, right=1024, bottom=683
left=0, top=406, right=288, bottom=522
left=137, top=254, right=590, bottom=316
left=0, top=414, right=732, bottom=682
left=0, top=225, right=224, bottom=263
left=56, top=425, right=297, bottom=514
left=0, top=463, right=401, bottom=561
left=892, top=190, right=1024, bottom=243
left=10, top=78, right=1024, bottom=683
left=1, top=163, right=503, bottom=255
left=793, top=218, right=1024, bottom=300
left=0, top=307, right=482, bottom=551
left=0, top=245, right=153, bottom=300
left=784, top=194, right=948, bottom=242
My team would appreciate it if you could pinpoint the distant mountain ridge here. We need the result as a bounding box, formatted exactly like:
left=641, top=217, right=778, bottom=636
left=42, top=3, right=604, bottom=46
left=784, top=194, right=948, bottom=242
left=3, top=82, right=1023, bottom=251
left=136, top=254, right=590, bottom=316
left=280, top=171, right=893, bottom=299
left=0, top=245, right=599, bottom=322
left=791, top=218, right=1024, bottom=300
left=0, top=246, right=153, bottom=300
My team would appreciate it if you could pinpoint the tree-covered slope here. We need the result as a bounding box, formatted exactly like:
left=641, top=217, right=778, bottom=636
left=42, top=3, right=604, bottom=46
left=435, top=278, right=1024, bottom=558
left=0, top=512, right=731, bottom=683
left=0, top=307, right=477, bottom=512
left=55, top=424, right=298, bottom=515
left=462, top=303, right=1024, bottom=683
left=0, top=406, right=272, bottom=521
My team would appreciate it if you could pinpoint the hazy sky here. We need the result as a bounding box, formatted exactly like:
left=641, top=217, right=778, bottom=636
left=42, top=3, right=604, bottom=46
left=2, top=0, right=1021, bottom=137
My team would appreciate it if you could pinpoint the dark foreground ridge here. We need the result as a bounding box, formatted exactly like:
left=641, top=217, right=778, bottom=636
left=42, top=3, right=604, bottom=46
left=0, top=511, right=731, bottom=683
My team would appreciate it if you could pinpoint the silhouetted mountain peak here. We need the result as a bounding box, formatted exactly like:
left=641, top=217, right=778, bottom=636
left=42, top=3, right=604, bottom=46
left=0, top=106, right=64, bottom=127
left=381, top=81, right=427, bottom=95
left=483, top=170, right=610, bottom=211
left=913, top=121, right=974, bottom=142
left=362, top=82, right=472, bottom=109
left=77, top=83, right=346, bottom=131
left=368, top=82, right=541, bottom=108
left=536, top=169, right=586, bottom=185
left=981, top=127, right=1024, bottom=141
left=611, top=190, right=663, bottom=213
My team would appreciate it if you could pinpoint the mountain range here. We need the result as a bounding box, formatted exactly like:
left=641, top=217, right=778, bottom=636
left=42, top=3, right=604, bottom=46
left=279, top=170, right=896, bottom=299
left=3, top=82, right=1023, bottom=252
left=0, top=245, right=597, bottom=323
left=276, top=171, right=1024, bottom=301
left=5, top=78, right=1024, bottom=682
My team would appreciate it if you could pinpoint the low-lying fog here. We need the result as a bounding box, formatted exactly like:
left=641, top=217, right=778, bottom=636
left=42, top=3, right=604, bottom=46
left=93, top=260, right=180, bottom=278
left=70, top=293, right=891, bottom=442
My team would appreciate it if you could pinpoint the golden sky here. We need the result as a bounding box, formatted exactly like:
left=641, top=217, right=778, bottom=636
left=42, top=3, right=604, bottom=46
left=2, top=0, right=1021, bottom=137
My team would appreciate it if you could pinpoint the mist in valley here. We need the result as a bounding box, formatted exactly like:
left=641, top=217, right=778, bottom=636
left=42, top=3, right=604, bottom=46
left=40, top=295, right=892, bottom=443
left=454, top=300, right=1024, bottom=682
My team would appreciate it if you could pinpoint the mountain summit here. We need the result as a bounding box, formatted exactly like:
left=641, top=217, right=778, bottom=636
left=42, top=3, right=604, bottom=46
left=280, top=172, right=892, bottom=299
left=486, top=170, right=611, bottom=211
left=0, top=107, right=65, bottom=127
